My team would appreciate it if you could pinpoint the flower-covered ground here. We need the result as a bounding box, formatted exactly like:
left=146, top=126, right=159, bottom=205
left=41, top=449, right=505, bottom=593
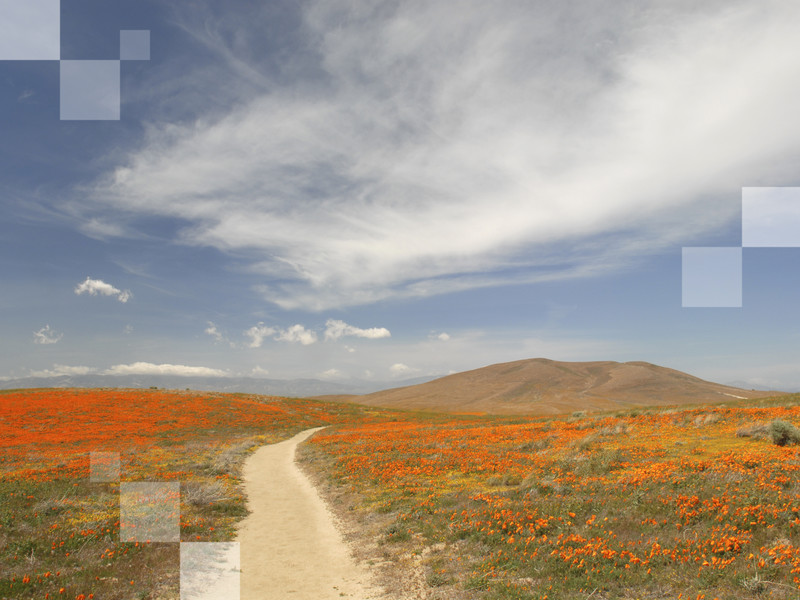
left=302, top=397, right=800, bottom=599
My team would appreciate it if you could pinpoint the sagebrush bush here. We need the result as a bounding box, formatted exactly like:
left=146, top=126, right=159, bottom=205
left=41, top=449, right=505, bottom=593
left=736, top=423, right=769, bottom=440
left=183, top=480, right=230, bottom=506
left=768, top=418, right=800, bottom=446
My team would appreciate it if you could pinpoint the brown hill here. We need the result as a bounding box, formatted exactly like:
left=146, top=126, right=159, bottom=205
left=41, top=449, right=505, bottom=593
left=323, top=358, right=780, bottom=415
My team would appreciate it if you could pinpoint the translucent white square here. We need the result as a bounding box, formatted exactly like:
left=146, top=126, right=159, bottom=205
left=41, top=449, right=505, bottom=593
left=120, top=30, right=150, bottom=60
left=60, top=60, right=120, bottom=121
left=682, top=247, right=742, bottom=307
left=120, top=482, right=180, bottom=542
left=90, top=452, right=120, bottom=483
left=0, top=0, right=60, bottom=60
left=181, top=542, right=241, bottom=600
left=742, top=187, right=800, bottom=247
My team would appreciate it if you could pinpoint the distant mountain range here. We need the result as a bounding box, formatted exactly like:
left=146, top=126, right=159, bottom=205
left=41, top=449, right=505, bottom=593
left=316, top=358, right=786, bottom=415
left=0, top=373, right=437, bottom=397
left=1, top=358, right=788, bottom=416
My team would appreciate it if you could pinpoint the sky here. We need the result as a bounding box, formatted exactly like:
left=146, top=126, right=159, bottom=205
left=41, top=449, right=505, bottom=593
left=3, top=0, right=800, bottom=390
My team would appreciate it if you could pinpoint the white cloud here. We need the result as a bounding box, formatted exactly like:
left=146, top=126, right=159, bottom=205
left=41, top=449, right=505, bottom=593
left=389, top=363, right=418, bottom=377
left=244, top=322, right=277, bottom=348
left=82, top=1, right=800, bottom=310
left=431, top=332, right=450, bottom=341
left=80, top=219, right=127, bottom=240
left=324, top=319, right=391, bottom=341
left=251, top=366, right=270, bottom=377
left=104, top=362, right=229, bottom=377
left=123, top=324, right=134, bottom=335
left=244, top=322, right=318, bottom=346
left=320, top=368, right=344, bottom=379
left=275, top=324, right=318, bottom=345
left=29, top=364, right=96, bottom=378
left=33, top=325, right=62, bottom=345
left=74, top=277, right=132, bottom=303
left=205, top=321, right=223, bottom=341
left=205, top=321, right=235, bottom=347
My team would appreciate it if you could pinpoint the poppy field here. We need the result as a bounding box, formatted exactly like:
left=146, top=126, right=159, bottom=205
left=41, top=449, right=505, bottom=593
left=2, top=387, right=800, bottom=600
left=301, top=396, right=800, bottom=600
left=0, top=388, right=370, bottom=600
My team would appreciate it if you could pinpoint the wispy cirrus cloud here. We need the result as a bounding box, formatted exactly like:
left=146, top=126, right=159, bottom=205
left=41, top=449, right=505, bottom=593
left=33, top=325, right=62, bottom=345
left=74, top=277, right=132, bottom=303
left=79, top=0, right=800, bottom=311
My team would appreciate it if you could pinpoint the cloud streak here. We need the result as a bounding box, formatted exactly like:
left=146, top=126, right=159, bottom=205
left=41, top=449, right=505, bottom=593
left=29, top=364, right=95, bottom=378
left=104, top=362, right=229, bottom=377
left=75, top=277, right=132, bottom=303
left=81, top=0, right=800, bottom=310
left=33, top=325, right=62, bottom=345
left=324, top=319, right=390, bottom=341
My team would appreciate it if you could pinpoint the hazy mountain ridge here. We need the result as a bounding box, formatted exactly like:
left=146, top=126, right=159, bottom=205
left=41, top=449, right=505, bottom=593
left=0, top=374, right=437, bottom=397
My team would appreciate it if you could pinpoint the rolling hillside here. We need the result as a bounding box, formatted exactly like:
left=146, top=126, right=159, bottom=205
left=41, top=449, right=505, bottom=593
left=321, top=358, right=781, bottom=415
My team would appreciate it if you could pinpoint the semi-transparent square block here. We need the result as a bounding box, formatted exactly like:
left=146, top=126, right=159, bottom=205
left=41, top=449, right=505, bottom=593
left=742, top=187, right=800, bottom=247
left=60, top=60, right=120, bottom=120
left=682, top=247, right=742, bottom=307
left=120, top=30, right=150, bottom=60
left=0, top=0, right=60, bottom=60
left=120, top=482, right=180, bottom=542
left=180, top=542, right=241, bottom=600
left=90, top=452, right=120, bottom=483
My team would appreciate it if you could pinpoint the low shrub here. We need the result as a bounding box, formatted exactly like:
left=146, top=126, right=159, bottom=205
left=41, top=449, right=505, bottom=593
left=735, top=423, right=769, bottom=440
left=768, top=418, right=800, bottom=446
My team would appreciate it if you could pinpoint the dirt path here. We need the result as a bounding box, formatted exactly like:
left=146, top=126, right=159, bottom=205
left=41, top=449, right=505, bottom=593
left=236, top=427, right=386, bottom=600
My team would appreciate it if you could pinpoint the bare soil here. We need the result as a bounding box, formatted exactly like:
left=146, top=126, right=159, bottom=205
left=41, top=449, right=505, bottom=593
left=236, top=427, right=388, bottom=600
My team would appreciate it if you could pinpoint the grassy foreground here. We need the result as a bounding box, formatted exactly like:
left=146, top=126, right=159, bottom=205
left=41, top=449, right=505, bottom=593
left=2, top=388, right=799, bottom=599
left=299, top=396, right=800, bottom=600
left=0, top=388, right=369, bottom=600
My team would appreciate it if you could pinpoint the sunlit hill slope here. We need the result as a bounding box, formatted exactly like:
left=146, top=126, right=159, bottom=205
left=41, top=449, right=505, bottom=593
left=321, top=358, right=781, bottom=415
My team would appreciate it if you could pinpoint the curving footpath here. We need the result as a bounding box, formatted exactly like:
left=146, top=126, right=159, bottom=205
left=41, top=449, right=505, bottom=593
left=236, top=427, right=385, bottom=600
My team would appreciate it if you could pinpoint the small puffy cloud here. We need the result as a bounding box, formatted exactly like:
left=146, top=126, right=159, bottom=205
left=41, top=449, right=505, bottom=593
left=205, top=321, right=235, bottom=347
left=320, top=368, right=344, bottom=379
left=390, top=363, right=418, bottom=377
left=205, top=321, right=224, bottom=342
left=244, top=322, right=277, bottom=348
left=105, top=362, right=228, bottom=377
left=33, top=325, right=62, bottom=345
left=276, top=324, right=318, bottom=345
left=29, top=364, right=96, bottom=378
left=123, top=324, right=134, bottom=335
left=74, top=277, right=132, bottom=303
left=325, top=319, right=391, bottom=341
left=430, top=332, right=450, bottom=341
left=251, top=366, right=270, bottom=377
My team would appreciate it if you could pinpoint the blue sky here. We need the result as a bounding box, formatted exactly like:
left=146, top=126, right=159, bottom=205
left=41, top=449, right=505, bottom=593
left=3, top=0, right=800, bottom=390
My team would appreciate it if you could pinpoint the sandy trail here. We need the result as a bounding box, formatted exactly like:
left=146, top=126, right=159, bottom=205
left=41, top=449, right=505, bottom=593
left=237, top=427, right=385, bottom=600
